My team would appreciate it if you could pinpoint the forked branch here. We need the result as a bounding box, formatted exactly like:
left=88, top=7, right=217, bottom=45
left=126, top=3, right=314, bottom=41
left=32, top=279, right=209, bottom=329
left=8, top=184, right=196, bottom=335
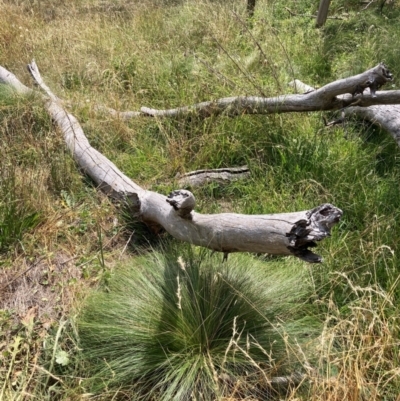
left=289, top=79, right=400, bottom=148
left=99, top=63, right=395, bottom=119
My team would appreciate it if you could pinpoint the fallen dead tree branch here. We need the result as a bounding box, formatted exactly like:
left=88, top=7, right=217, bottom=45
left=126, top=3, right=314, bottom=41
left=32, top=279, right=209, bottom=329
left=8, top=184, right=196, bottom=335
left=98, top=63, right=394, bottom=119
left=346, top=103, right=400, bottom=147
left=289, top=79, right=400, bottom=147
left=176, top=166, right=250, bottom=187
left=0, top=61, right=342, bottom=262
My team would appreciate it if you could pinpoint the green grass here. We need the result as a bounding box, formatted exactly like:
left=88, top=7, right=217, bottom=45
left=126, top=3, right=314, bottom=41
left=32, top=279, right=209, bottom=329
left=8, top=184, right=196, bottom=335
left=1, top=0, right=400, bottom=399
left=0, top=167, right=42, bottom=252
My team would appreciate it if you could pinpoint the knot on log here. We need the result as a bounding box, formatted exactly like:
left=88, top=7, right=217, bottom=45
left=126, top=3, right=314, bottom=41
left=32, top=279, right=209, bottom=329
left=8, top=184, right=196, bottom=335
left=353, top=62, right=393, bottom=98
left=166, top=189, right=196, bottom=219
left=286, top=203, right=343, bottom=263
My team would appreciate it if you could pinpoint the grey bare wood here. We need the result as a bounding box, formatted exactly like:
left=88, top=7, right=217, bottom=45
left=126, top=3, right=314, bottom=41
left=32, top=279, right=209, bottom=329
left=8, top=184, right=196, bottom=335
left=176, top=166, right=250, bottom=187
left=290, top=78, right=400, bottom=147
left=99, top=64, right=394, bottom=119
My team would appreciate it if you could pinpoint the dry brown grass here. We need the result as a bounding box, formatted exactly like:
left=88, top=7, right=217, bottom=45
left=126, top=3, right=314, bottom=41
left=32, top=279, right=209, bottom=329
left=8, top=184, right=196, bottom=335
left=233, top=275, right=400, bottom=401
left=0, top=31, right=128, bottom=396
left=302, top=278, right=399, bottom=401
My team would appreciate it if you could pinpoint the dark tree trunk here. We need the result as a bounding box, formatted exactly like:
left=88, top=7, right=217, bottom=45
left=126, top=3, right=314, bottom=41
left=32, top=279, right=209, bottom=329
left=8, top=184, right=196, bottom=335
left=247, top=0, right=256, bottom=17
left=316, top=0, right=331, bottom=27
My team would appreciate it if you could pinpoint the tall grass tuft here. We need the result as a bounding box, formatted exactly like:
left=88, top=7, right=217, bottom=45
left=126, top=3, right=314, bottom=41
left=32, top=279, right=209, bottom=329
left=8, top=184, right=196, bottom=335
left=0, top=166, right=42, bottom=252
left=78, top=246, right=318, bottom=399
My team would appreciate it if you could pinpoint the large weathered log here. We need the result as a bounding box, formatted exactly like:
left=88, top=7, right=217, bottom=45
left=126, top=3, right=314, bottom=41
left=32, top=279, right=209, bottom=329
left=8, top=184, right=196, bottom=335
left=347, top=104, right=400, bottom=147
left=0, top=61, right=342, bottom=263
left=98, top=63, right=394, bottom=119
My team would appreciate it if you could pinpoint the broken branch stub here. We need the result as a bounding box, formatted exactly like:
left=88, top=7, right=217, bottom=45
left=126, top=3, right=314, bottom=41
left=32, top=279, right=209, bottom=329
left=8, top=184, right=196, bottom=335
left=166, top=190, right=196, bottom=219
left=0, top=61, right=343, bottom=262
left=286, top=204, right=342, bottom=262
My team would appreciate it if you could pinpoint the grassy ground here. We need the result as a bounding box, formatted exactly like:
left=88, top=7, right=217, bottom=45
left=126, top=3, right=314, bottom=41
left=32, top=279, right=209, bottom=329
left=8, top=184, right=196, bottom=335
left=1, top=0, right=400, bottom=399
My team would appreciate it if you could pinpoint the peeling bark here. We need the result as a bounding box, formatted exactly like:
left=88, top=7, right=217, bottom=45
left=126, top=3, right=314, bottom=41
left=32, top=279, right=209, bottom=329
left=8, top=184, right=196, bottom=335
left=0, top=61, right=343, bottom=262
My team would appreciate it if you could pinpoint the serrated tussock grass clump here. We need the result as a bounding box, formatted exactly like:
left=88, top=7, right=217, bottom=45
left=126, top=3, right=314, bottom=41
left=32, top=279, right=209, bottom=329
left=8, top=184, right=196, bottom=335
left=78, top=247, right=317, bottom=400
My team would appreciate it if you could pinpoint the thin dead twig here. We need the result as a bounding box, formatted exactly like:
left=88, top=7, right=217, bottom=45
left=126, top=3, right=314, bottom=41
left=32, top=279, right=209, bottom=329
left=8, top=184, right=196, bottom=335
left=211, top=33, right=267, bottom=97
left=0, top=257, right=45, bottom=293
left=232, top=11, right=282, bottom=92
